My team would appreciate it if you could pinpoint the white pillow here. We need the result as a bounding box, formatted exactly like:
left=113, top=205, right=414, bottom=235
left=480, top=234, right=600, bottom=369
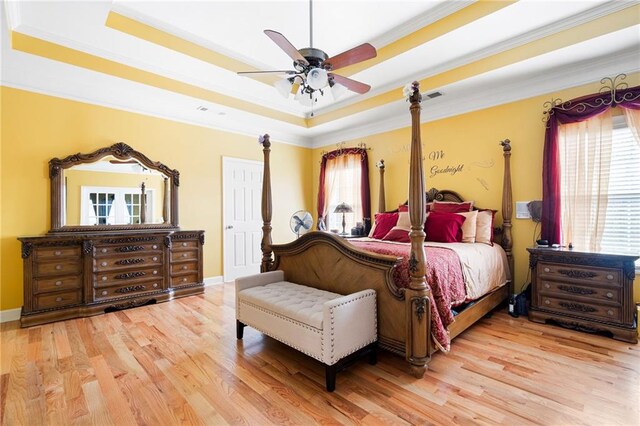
left=456, top=210, right=478, bottom=243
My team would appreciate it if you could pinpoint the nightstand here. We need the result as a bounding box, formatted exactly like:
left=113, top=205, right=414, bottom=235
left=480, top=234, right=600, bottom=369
left=528, top=247, right=638, bottom=343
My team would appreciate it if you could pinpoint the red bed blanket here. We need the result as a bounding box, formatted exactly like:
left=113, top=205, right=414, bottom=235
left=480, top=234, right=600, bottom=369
left=349, top=240, right=466, bottom=352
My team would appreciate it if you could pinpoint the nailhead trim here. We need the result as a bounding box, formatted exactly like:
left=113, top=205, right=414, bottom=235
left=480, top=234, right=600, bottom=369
left=328, top=291, right=377, bottom=364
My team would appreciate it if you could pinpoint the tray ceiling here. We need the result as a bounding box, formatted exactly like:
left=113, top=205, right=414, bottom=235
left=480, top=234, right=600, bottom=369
left=2, top=0, right=639, bottom=147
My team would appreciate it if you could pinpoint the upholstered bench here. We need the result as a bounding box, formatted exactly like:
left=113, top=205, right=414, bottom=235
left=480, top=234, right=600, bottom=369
left=235, top=270, right=377, bottom=392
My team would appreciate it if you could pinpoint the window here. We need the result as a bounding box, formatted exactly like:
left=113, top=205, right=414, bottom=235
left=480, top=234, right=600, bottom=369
left=81, top=186, right=153, bottom=225
left=559, top=114, right=640, bottom=269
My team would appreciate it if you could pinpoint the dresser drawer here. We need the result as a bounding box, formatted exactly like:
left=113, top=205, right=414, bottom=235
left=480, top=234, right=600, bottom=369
left=171, top=250, right=198, bottom=262
left=34, top=290, right=81, bottom=310
left=94, top=242, right=163, bottom=257
left=171, top=261, right=198, bottom=274
left=94, top=281, right=163, bottom=301
left=538, top=295, right=622, bottom=323
left=538, top=280, right=621, bottom=305
left=537, top=263, right=620, bottom=286
left=94, top=266, right=162, bottom=288
left=34, top=275, right=82, bottom=293
left=35, top=246, right=81, bottom=260
left=35, top=260, right=82, bottom=277
left=173, top=240, right=198, bottom=250
left=170, top=274, right=199, bottom=287
left=94, top=254, right=163, bottom=272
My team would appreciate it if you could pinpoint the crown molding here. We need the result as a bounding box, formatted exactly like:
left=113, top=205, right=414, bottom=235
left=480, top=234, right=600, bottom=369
left=311, top=0, right=640, bottom=119
left=310, top=49, right=640, bottom=148
left=369, top=0, right=475, bottom=49
left=3, top=0, right=21, bottom=31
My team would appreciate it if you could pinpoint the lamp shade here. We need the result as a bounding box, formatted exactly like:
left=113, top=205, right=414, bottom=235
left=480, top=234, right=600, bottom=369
left=333, top=202, right=353, bottom=214
left=274, top=78, right=293, bottom=98
left=307, top=67, right=328, bottom=90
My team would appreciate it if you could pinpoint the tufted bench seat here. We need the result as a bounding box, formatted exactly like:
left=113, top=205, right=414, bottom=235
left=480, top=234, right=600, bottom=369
left=236, top=270, right=377, bottom=392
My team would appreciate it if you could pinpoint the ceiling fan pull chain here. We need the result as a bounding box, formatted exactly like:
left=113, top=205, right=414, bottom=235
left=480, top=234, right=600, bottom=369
left=309, top=0, right=313, bottom=48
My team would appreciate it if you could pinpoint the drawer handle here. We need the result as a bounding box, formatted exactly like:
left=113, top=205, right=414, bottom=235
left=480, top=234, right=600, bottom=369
left=544, top=283, right=550, bottom=289
left=558, top=301, right=597, bottom=313
left=607, top=309, right=614, bottom=316
left=182, top=265, right=188, bottom=270
left=152, top=257, right=158, bottom=262
left=606, top=292, right=613, bottom=299
left=544, top=267, right=550, bottom=273
left=153, top=245, right=158, bottom=249
left=55, top=297, right=63, bottom=302
left=182, top=277, right=187, bottom=282
left=55, top=280, right=62, bottom=286
left=558, top=269, right=597, bottom=279
left=55, top=264, right=62, bottom=270
left=182, top=253, right=188, bottom=258
left=153, top=270, right=158, bottom=275
left=101, top=290, right=108, bottom=296
left=101, top=261, right=108, bottom=267
left=606, top=274, right=614, bottom=280
left=558, top=285, right=595, bottom=296
left=102, top=276, right=107, bottom=281
left=182, top=242, right=187, bottom=247
left=153, top=283, right=158, bottom=288
left=101, top=248, right=108, bottom=253
left=114, top=272, right=146, bottom=280
left=54, top=250, right=62, bottom=256
left=115, top=285, right=146, bottom=294
left=544, top=299, right=550, bottom=305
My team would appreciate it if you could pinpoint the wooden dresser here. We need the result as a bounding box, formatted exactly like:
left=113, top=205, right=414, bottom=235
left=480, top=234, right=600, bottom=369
left=528, top=247, right=638, bottom=343
left=19, top=230, right=204, bottom=326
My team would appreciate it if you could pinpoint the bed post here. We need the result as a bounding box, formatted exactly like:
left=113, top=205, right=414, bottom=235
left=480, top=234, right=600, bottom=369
left=260, top=134, right=273, bottom=272
left=405, top=82, right=431, bottom=378
left=377, top=160, right=386, bottom=212
left=500, top=139, right=514, bottom=292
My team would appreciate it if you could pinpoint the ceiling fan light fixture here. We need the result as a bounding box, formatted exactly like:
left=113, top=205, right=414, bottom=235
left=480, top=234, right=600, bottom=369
left=274, top=78, right=293, bottom=98
left=295, top=89, right=316, bottom=107
left=306, top=67, right=328, bottom=90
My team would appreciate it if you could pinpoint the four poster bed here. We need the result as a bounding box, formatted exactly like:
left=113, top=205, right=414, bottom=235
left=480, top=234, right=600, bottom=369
left=257, top=83, right=514, bottom=377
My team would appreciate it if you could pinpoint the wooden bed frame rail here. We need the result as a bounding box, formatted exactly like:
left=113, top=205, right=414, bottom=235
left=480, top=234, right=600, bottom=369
left=258, top=83, right=513, bottom=378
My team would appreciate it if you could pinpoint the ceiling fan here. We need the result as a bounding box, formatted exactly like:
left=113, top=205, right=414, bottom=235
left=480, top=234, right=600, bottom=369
left=237, top=0, right=377, bottom=106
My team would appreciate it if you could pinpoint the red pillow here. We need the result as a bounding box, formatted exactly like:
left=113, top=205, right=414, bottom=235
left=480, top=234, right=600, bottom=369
left=431, top=201, right=473, bottom=213
left=425, top=211, right=466, bottom=243
left=382, top=227, right=410, bottom=243
left=371, top=212, right=398, bottom=239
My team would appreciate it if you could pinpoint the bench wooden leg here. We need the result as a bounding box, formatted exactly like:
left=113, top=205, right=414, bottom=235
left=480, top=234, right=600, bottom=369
left=368, top=342, right=378, bottom=365
left=236, top=320, right=246, bottom=339
left=325, top=365, right=337, bottom=392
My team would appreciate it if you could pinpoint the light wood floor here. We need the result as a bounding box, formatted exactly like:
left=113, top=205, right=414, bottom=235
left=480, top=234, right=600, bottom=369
left=1, top=283, right=639, bottom=425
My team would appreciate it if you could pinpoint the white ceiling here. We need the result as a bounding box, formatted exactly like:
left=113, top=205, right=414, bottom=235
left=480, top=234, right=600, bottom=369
left=2, top=0, right=639, bottom=147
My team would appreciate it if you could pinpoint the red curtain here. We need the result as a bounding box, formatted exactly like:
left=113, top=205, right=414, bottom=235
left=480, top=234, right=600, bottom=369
left=541, top=85, right=640, bottom=243
left=317, top=148, right=371, bottom=230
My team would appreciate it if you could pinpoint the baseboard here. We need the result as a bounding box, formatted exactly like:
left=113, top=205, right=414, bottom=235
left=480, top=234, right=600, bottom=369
left=0, top=308, right=21, bottom=324
left=204, top=276, right=224, bottom=287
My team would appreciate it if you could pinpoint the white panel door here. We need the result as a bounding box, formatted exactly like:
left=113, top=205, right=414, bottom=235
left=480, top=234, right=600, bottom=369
left=223, top=157, right=263, bottom=282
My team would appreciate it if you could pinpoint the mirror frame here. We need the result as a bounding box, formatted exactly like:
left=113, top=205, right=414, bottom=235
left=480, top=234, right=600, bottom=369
left=49, top=142, right=179, bottom=233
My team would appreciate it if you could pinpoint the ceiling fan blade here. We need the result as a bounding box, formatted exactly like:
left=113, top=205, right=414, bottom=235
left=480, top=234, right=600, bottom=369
left=324, top=43, right=376, bottom=71
left=330, top=74, right=371, bottom=94
left=264, top=30, right=308, bottom=65
left=237, top=70, right=297, bottom=75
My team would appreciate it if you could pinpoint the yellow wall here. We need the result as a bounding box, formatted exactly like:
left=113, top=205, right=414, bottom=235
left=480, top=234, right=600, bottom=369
left=0, top=86, right=313, bottom=311
left=312, top=74, right=640, bottom=302
left=65, top=169, right=165, bottom=225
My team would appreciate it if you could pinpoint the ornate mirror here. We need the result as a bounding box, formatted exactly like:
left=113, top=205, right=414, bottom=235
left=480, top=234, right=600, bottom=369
left=49, top=142, right=179, bottom=233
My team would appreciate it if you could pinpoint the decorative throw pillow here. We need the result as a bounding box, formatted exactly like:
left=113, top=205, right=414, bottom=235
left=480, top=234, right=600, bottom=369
left=425, top=211, right=466, bottom=243
left=431, top=200, right=474, bottom=213
left=371, top=212, right=399, bottom=239
left=382, top=226, right=411, bottom=243
left=396, top=211, right=411, bottom=229
left=475, top=209, right=497, bottom=245
left=456, top=210, right=478, bottom=243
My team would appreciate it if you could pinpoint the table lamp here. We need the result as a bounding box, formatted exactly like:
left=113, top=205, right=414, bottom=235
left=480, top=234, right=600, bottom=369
left=333, top=202, right=353, bottom=235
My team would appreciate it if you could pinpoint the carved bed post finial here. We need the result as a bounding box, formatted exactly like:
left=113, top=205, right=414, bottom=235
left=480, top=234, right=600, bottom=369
left=405, top=81, right=431, bottom=378
left=377, top=160, right=386, bottom=213
left=500, top=139, right=514, bottom=291
left=260, top=134, right=274, bottom=272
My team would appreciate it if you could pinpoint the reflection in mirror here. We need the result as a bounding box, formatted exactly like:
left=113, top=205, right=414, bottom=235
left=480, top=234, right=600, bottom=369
left=63, top=156, right=167, bottom=226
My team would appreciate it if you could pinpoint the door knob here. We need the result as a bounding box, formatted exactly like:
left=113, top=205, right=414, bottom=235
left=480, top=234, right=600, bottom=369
left=225, top=225, right=234, bottom=230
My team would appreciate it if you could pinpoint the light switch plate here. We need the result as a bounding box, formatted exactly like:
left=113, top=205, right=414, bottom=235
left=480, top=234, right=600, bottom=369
left=515, top=201, right=532, bottom=219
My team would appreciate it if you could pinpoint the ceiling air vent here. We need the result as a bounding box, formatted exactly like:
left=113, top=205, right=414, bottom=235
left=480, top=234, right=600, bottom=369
left=425, top=91, right=442, bottom=99
left=196, top=106, right=208, bottom=111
